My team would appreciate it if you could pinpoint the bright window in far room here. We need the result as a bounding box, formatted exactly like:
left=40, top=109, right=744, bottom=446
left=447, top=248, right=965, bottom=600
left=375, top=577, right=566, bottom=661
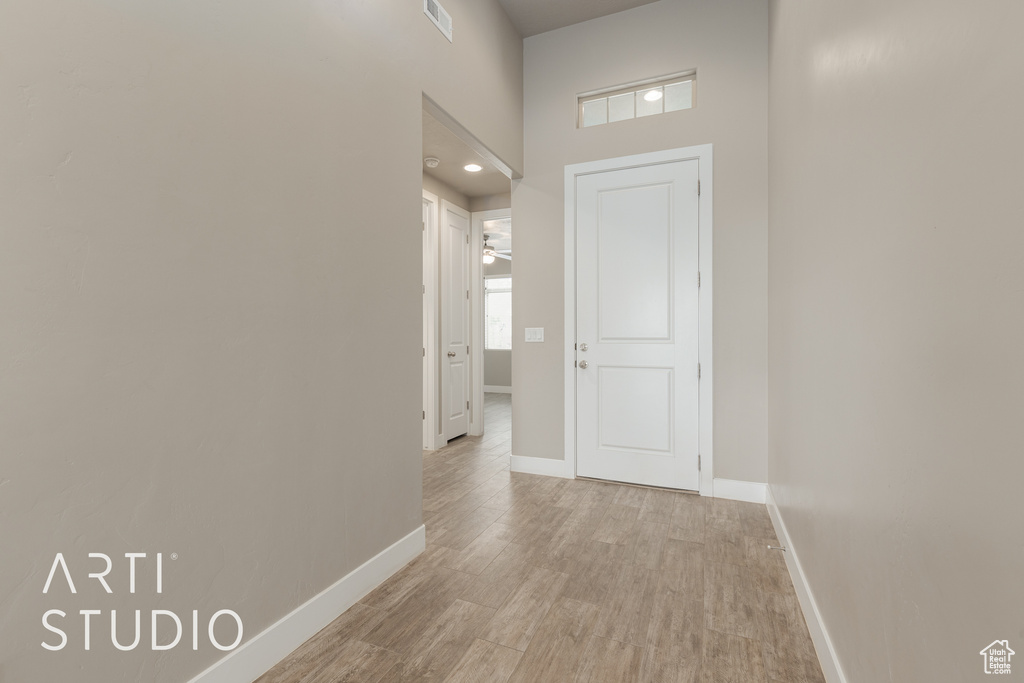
left=485, top=277, right=512, bottom=350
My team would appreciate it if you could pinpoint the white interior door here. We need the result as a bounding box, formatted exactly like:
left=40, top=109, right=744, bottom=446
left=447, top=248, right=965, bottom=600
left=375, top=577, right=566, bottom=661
left=575, top=160, right=700, bottom=490
left=442, top=201, right=471, bottom=440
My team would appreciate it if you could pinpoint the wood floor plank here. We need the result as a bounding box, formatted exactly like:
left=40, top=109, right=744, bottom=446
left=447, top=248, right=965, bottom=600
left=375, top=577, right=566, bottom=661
left=757, top=591, right=826, bottom=683
left=592, top=561, right=659, bottom=648
left=613, top=484, right=649, bottom=508
left=739, top=502, right=778, bottom=541
left=625, top=520, right=669, bottom=570
left=479, top=564, right=570, bottom=651
left=432, top=505, right=506, bottom=551
left=640, top=591, right=702, bottom=683
left=400, top=599, right=497, bottom=680
left=704, top=561, right=762, bottom=640
left=705, top=530, right=747, bottom=567
left=443, top=521, right=515, bottom=575
left=443, top=638, right=523, bottom=683
left=558, top=540, right=625, bottom=606
left=506, top=597, right=601, bottom=683
left=669, top=495, right=706, bottom=543
left=305, top=640, right=403, bottom=683
left=574, top=635, right=644, bottom=683
left=660, top=538, right=704, bottom=598
left=744, top=537, right=793, bottom=596
left=459, top=542, right=536, bottom=609
left=254, top=604, right=387, bottom=683
left=358, top=544, right=456, bottom=612
left=638, top=488, right=678, bottom=525
left=701, top=629, right=768, bottom=683
left=591, top=503, right=642, bottom=545
left=552, top=478, right=595, bottom=509
left=362, top=568, right=476, bottom=656
left=510, top=503, right=574, bottom=548
left=706, top=498, right=745, bottom=536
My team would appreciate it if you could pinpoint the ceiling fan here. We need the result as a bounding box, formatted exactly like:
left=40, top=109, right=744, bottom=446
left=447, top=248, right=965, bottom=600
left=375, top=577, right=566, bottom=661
left=482, top=234, right=512, bottom=264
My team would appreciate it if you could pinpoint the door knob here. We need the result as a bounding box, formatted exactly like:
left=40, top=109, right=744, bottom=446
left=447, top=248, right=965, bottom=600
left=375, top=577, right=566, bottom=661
left=448, top=351, right=456, bottom=358
left=579, top=343, right=588, bottom=352
left=578, top=360, right=589, bottom=369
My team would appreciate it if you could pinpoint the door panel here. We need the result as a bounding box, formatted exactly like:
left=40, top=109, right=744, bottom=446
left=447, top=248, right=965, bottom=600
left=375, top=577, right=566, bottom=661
left=597, top=183, right=674, bottom=342
left=442, top=202, right=471, bottom=440
left=576, top=160, right=699, bottom=490
left=598, top=366, right=673, bottom=453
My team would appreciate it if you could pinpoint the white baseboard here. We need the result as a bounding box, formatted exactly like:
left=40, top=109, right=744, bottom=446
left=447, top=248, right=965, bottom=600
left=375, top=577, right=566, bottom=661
left=484, top=385, right=512, bottom=394
left=510, top=454, right=572, bottom=479
left=766, top=487, right=847, bottom=683
left=713, top=478, right=767, bottom=504
left=187, top=525, right=426, bottom=683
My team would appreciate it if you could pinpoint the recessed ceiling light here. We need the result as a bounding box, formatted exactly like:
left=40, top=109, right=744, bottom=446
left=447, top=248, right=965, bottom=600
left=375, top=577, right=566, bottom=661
left=464, top=164, right=482, bottom=173
left=424, top=157, right=440, bottom=168
left=643, top=89, right=663, bottom=102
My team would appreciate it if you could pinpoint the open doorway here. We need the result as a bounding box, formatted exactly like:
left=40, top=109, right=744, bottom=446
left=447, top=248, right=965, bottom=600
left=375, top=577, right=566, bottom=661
left=421, top=97, right=513, bottom=450
left=476, top=211, right=512, bottom=451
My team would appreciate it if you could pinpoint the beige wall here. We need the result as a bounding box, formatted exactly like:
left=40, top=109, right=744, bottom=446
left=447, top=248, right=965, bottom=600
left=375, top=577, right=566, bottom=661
left=0, top=0, right=521, bottom=680
left=484, top=350, right=513, bottom=388
left=767, top=1, right=1024, bottom=679
left=423, top=173, right=471, bottom=213
left=469, top=192, right=512, bottom=213
left=513, top=0, right=770, bottom=483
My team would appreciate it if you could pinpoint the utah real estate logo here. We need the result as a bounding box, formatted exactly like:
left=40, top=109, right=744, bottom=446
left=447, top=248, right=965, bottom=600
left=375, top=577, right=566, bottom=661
left=980, top=640, right=1014, bottom=675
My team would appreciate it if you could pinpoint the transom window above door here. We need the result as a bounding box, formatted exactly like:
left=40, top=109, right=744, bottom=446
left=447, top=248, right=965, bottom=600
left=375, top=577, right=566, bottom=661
left=578, top=71, right=696, bottom=128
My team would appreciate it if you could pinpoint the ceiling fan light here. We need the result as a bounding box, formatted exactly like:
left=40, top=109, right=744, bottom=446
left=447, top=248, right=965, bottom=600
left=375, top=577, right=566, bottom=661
left=482, top=250, right=496, bottom=264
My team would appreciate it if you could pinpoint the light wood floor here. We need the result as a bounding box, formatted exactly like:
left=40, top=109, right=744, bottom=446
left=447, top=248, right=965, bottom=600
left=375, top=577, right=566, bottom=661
left=257, top=393, right=825, bottom=683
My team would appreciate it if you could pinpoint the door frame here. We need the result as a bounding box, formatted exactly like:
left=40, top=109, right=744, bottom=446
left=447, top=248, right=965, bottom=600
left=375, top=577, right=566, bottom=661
left=469, top=208, right=511, bottom=437
left=423, top=189, right=444, bottom=450
left=563, top=144, right=714, bottom=496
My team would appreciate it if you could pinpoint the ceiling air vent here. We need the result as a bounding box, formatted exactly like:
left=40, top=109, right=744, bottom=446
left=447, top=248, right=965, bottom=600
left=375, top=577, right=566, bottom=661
left=424, top=0, right=453, bottom=42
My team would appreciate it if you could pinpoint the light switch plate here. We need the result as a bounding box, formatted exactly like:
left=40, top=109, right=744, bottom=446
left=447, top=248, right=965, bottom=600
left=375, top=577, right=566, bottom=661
left=525, top=327, right=544, bottom=343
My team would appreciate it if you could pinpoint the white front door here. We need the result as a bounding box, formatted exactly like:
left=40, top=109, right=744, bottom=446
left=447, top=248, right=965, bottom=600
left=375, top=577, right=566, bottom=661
left=442, top=201, right=471, bottom=440
left=575, top=160, right=700, bottom=490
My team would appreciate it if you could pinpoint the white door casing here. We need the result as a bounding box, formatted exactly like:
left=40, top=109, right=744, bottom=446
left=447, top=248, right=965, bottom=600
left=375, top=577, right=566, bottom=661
left=441, top=201, right=471, bottom=440
left=469, top=208, right=510, bottom=437
left=423, top=190, right=442, bottom=450
left=565, top=146, right=713, bottom=495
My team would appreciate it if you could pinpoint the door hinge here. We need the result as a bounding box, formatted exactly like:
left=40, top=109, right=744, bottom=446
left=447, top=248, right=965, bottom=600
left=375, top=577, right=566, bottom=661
left=697, top=271, right=701, bottom=288
left=467, top=345, right=470, bottom=354
left=422, top=221, right=426, bottom=232
left=466, top=400, right=470, bottom=409
left=697, top=179, right=701, bottom=196
left=422, top=284, right=426, bottom=294
left=466, top=290, right=469, bottom=300
left=698, top=454, right=701, bottom=471
left=698, top=363, right=701, bottom=379
left=466, top=234, right=469, bottom=244
left=423, top=347, right=426, bottom=357
left=423, top=410, right=426, bottom=420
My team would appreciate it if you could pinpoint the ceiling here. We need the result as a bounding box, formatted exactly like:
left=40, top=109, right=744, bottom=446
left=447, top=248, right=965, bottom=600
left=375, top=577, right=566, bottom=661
left=496, top=0, right=660, bottom=38
left=423, top=110, right=511, bottom=199
left=482, top=216, right=511, bottom=254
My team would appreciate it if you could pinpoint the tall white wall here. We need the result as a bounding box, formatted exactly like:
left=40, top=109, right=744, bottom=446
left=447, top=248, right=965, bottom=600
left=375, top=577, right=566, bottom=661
left=0, top=1, right=521, bottom=680
left=767, top=1, right=1024, bottom=679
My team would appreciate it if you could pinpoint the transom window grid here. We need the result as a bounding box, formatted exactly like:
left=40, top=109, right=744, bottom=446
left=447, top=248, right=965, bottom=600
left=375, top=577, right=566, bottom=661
left=578, top=72, right=696, bottom=128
